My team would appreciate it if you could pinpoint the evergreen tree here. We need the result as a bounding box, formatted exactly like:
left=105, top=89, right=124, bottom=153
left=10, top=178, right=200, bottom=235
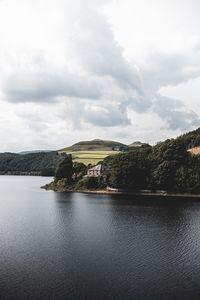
left=55, top=154, right=73, bottom=181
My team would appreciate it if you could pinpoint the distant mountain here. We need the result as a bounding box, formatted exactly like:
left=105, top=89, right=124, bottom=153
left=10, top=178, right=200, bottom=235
left=19, top=150, right=52, bottom=155
left=59, top=139, right=128, bottom=152
left=129, top=141, right=150, bottom=148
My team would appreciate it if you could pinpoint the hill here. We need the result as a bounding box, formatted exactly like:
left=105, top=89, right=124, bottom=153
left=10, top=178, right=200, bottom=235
left=49, top=127, right=200, bottom=194
left=19, top=150, right=52, bottom=155
left=59, top=139, right=128, bottom=165
left=59, top=139, right=128, bottom=152
left=129, top=141, right=151, bottom=148
left=0, top=139, right=151, bottom=174
left=0, top=151, right=61, bottom=176
left=58, top=139, right=153, bottom=165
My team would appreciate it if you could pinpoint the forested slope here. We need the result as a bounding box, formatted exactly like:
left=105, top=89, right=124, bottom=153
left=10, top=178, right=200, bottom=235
left=0, top=152, right=61, bottom=176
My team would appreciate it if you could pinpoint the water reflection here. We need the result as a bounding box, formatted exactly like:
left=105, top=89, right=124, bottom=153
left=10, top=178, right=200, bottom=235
left=54, top=191, right=75, bottom=203
left=1, top=177, right=200, bottom=299
left=53, top=191, right=200, bottom=299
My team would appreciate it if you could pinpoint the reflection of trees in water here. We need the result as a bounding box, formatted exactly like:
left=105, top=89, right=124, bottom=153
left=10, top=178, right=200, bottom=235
left=108, top=195, right=200, bottom=299
left=53, top=191, right=199, bottom=259
left=108, top=194, right=196, bottom=255
left=109, top=194, right=192, bottom=228
left=51, top=192, right=200, bottom=299
left=54, top=191, right=74, bottom=203
left=52, top=192, right=75, bottom=230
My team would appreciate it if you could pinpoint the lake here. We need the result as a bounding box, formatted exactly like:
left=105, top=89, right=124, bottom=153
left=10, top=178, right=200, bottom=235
left=0, top=176, right=200, bottom=299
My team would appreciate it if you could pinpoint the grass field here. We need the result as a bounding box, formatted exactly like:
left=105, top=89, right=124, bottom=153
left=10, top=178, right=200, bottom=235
left=59, top=150, right=120, bottom=165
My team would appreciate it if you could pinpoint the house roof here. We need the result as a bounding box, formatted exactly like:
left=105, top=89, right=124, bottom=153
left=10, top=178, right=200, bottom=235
left=187, top=146, right=200, bottom=155
left=88, top=164, right=104, bottom=171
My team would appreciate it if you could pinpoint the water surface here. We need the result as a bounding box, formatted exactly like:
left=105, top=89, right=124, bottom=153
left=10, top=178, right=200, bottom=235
left=0, top=176, right=200, bottom=299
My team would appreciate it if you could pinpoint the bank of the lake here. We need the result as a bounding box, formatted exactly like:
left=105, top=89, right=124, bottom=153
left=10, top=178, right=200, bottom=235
left=42, top=181, right=200, bottom=199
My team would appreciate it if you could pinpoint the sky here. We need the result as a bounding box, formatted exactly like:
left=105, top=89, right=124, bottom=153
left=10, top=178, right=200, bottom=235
left=0, top=0, right=200, bottom=152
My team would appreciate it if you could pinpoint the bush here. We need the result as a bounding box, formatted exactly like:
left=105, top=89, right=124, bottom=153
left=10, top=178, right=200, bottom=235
left=84, top=177, right=99, bottom=189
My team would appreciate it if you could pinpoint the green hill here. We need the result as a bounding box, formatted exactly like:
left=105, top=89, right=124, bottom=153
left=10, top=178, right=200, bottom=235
left=58, top=139, right=128, bottom=165
left=59, top=139, right=128, bottom=152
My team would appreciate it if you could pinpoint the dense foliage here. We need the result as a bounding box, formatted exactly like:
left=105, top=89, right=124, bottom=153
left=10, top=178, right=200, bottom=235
left=106, top=148, right=151, bottom=189
left=48, top=128, right=200, bottom=194
left=105, top=129, right=200, bottom=193
left=55, top=154, right=73, bottom=181
left=4, top=128, right=200, bottom=194
left=0, top=152, right=61, bottom=176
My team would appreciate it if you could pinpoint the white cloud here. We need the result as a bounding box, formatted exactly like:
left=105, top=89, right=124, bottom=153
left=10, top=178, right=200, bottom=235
left=0, top=0, right=199, bottom=151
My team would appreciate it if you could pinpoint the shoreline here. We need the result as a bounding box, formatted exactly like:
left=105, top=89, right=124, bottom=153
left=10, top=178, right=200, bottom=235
left=42, top=184, right=200, bottom=199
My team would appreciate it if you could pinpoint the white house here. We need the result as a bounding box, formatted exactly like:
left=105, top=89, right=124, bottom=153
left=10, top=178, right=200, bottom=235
left=87, top=164, right=107, bottom=177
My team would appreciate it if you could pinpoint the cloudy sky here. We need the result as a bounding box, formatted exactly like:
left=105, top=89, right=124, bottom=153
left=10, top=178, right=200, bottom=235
left=0, top=0, right=200, bottom=152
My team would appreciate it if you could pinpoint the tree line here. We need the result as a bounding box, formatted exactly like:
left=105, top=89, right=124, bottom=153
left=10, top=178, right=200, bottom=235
left=0, top=152, right=61, bottom=176
left=54, top=128, right=200, bottom=193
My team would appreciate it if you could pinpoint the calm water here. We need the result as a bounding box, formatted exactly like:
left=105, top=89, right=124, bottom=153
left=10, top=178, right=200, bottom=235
left=1, top=177, right=200, bottom=299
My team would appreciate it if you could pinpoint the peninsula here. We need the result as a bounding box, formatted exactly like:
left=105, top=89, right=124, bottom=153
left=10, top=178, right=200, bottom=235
left=43, top=128, right=200, bottom=197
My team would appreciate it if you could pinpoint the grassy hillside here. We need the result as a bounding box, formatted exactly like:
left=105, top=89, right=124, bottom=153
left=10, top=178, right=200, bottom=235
left=58, top=139, right=127, bottom=165
left=68, top=150, right=120, bottom=165
left=59, top=139, right=128, bottom=152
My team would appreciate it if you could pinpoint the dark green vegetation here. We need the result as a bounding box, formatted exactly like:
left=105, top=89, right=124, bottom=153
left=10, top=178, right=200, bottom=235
left=48, top=128, right=200, bottom=194
left=0, top=152, right=62, bottom=176
left=1, top=128, right=200, bottom=194
left=106, top=128, right=200, bottom=193
left=55, top=155, right=73, bottom=181
left=105, top=149, right=151, bottom=190
left=50, top=155, right=104, bottom=191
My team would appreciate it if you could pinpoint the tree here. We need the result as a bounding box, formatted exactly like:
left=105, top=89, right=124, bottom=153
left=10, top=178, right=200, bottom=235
left=73, top=162, right=87, bottom=175
left=152, top=160, right=177, bottom=190
left=175, top=156, right=200, bottom=193
left=73, top=162, right=87, bottom=181
left=55, top=155, right=73, bottom=181
left=84, top=177, right=98, bottom=189
left=107, top=149, right=151, bottom=190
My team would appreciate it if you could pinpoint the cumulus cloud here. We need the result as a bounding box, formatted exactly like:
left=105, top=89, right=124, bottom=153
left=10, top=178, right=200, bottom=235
left=83, top=103, right=131, bottom=127
left=3, top=67, right=101, bottom=103
left=0, top=0, right=145, bottom=128
left=141, top=48, right=200, bottom=92
left=0, top=0, right=200, bottom=151
left=138, top=47, right=200, bottom=130
left=69, top=5, right=143, bottom=94
left=153, top=95, right=200, bottom=130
